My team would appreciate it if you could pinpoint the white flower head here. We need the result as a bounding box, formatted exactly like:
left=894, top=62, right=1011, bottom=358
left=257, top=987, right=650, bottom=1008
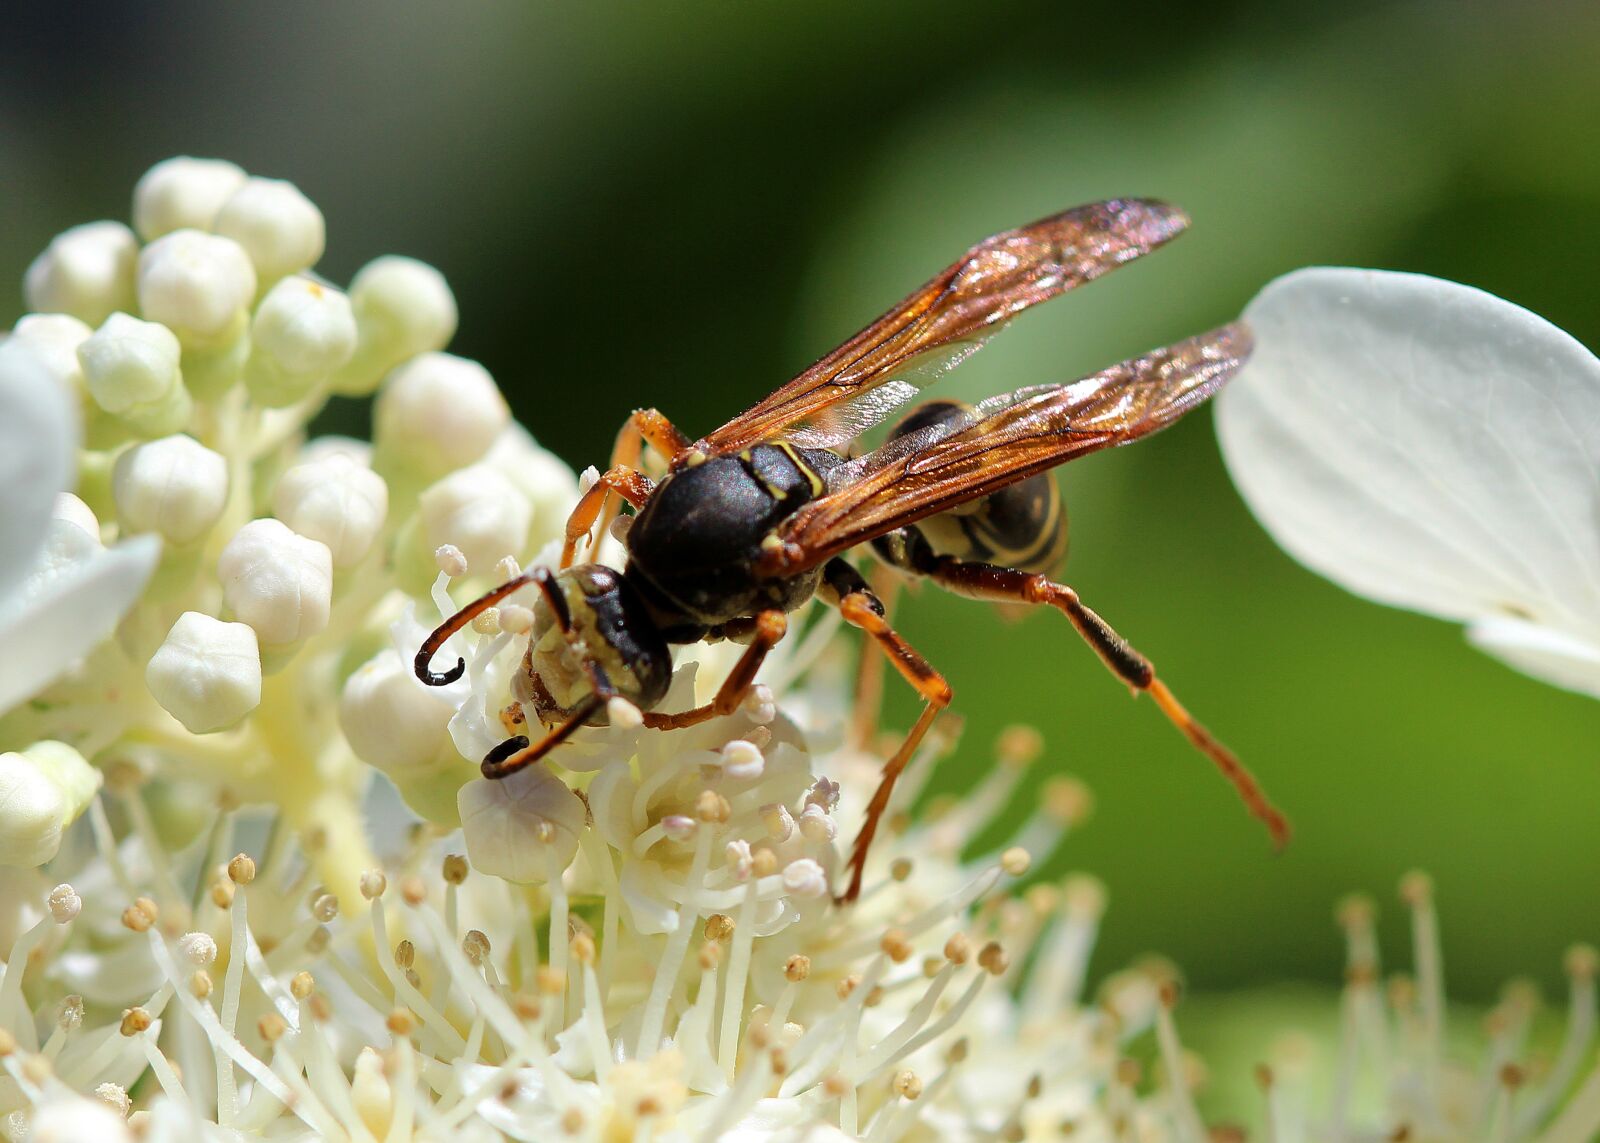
left=273, top=452, right=388, bottom=568
left=111, top=433, right=229, bottom=544
left=23, top=220, right=138, bottom=327
left=212, top=176, right=326, bottom=284
left=136, top=228, right=257, bottom=348
left=216, top=518, right=333, bottom=647
left=144, top=611, right=262, bottom=733
left=1219, top=268, right=1600, bottom=698
left=132, top=156, right=248, bottom=240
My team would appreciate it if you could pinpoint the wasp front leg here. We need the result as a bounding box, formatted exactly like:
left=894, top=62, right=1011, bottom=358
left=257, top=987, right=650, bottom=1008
left=821, top=559, right=952, bottom=904
left=581, top=408, right=693, bottom=562
left=639, top=610, right=789, bottom=731
left=560, top=466, right=655, bottom=568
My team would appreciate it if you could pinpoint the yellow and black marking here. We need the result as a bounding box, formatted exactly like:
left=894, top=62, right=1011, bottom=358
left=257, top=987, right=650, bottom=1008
left=871, top=399, right=1068, bottom=577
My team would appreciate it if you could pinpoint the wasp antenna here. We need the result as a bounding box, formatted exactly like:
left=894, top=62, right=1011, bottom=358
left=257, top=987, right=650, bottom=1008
left=414, top=571, right=540, bottom=686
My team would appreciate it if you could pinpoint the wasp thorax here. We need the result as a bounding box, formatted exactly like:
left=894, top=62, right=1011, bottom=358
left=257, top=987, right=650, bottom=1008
left=523, top=564, right=673, bottom=728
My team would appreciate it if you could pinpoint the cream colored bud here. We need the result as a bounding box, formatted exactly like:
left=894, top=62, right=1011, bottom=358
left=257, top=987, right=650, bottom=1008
left=133, top=157, right=248, bottom=240
left=418, top=465, right=531, bottom=572
left=136, top=229, right=256, bottom=347
left=213, top=177, right=326, bottom=283
left=332, top=256, right=458, bottom=395
left=0, top=743, right=101, bottom=867
left=375, top=353, right=509, bottom=478
left=10, top=314, right=92, bottom=394
left=273, top=454, right=388, bottom=568
left=112, top=434, right=228, bottom=544
left=24, top=221, right=138, bottom=326
left=245, top=276, right=357, bottom=406
left=145, top=612, right=262, bottom=733
left=339, top=649, right=456, bottom=775
left=77, top=313, right=190, bottom=435
left=217, top=519, right=333, bottom=646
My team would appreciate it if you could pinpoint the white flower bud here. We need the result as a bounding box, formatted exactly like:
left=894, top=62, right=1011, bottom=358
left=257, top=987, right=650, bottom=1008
left=0, top=742, right=101, bottom=867
left=145, top=612, right=261, bottom=733
left=273, top=454, right=388, bottom=568
left=244, top=276, right=357, bottom=406
left=339, top=649, right=457, bottom=774
left=212, top=177, right=326, bottom=284
left=781, top=857, right=829, bottom=899
left=374, top=353, right=509, bottom=477
left=418, top=464, right=531, bottom=572
left=29, top=1097, right=134, bottom=1143
left=52, top=492, right=101, bottom=544
left=217, top=519, right=332, bottom=646
left=77, top=313, right=190, bottom=436
left=331, top=256, right=458, bottom=395
left=136, top=229, right=257, bottom=347
left=458, top=764, right=585, bottom=883
left=23, top=221, right=138, bottom=326
left=133, top=157, right=247, bottom=240
left=297, top=434, right=372, bottom=468
left=483, top=424, right=581, bottom=542
left=10, top=313, right=92, bottom=393
left=112, top=434, right=228, bottom=544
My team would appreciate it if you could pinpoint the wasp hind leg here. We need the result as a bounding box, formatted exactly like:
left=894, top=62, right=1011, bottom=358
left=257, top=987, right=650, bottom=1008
left=822, top=559, right=952, bottom=904
left=912, top=554, right=1290, bottom=849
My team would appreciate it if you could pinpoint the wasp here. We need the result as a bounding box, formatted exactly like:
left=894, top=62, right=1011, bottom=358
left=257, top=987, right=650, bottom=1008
left=416, top=199, right=1289, bottom=901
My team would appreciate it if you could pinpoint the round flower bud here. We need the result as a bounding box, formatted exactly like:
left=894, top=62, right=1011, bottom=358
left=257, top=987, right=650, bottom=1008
left=273, top=454, right=388, bottom=568
left=484, top=424, right=581, bottom=542
left=30, top=1097, right=134, bottom=1143
left=10, top=314, right=93, bottom=394
left=331, top=256, right=458, bottom=396
left=339, top=649, right=456, bottom=774
left=145, top=612, right=261, bottom=733
left=133, top=157, right=247, bottom=241
left=418, top=465, right=531, bottom=572
left=136, top=229, right=257, bottom=348
left=0, top=742, right=101, bottom=867
left=374, top=353, right=508, bottom=478
left=23, top=221, right=139, bottom=327
left=77, top=313, right=191, bottom=436
left=217, top=518, right=333, bottom=646
left=244, top=277, right=357, bottom=406
left=212, top=177, right=326, bottom=284
left=112, top=434, right=228, bottom=544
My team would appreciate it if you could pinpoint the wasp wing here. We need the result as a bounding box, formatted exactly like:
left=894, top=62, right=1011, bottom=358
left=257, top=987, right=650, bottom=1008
left=761, top=323, right=1252, bottom=575
left=697, top=199, right=1190, bottom=454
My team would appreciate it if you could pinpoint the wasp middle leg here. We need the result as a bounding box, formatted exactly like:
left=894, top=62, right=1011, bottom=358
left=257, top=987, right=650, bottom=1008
left=912, top=553, right=1290, bottom=849
left=821, top=559, right=952, bottom=904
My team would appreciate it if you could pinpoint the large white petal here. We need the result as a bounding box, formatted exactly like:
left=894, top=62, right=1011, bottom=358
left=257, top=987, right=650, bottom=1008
left=0, top=340, right=77, bottom=600
left=1217, top=268, right=1600, bottom=690
left=0, top=533, right=160, bottom=714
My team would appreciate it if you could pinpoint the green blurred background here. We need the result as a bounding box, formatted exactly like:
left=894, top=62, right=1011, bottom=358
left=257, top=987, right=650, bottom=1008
left=5, top=0, right=1599, bottom=1031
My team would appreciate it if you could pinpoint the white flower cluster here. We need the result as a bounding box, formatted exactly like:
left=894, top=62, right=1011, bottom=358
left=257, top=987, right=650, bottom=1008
left=0, top=156, right=574, bottom=889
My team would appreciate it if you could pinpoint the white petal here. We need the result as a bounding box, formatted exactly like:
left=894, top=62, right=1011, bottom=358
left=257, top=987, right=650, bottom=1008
left=458, top=764, right=583, bottom=883
left=1218, top=268, right=1600, bottom=655
left=0, top=340, right=77, bottom=601
left=0, top=534, right=160, bottom=713
left=1466, top=615, right=1600, bottom=699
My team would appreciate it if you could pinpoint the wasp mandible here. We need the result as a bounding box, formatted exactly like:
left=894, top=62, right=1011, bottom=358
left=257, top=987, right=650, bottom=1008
left=416, top=200, right=1289, bottom=902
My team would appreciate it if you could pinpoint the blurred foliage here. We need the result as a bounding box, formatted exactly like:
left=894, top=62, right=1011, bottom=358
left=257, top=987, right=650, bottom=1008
left=4, top=0, right=1599, bottom=1016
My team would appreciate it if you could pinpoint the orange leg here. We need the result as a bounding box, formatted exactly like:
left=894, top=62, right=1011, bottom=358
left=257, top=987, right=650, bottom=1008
left=560, top=465, right=655, bottom=568
left=823, top=560, right=952, bottom=904
left=584, top=409, right=692, bottom=566
left=847, top=563, right=903, bottom=752
left=639, top=610, right=788, bottom=731
left=415, top=569, right=543, bottom=685
left=921, top=556, right=1290, bottom=850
